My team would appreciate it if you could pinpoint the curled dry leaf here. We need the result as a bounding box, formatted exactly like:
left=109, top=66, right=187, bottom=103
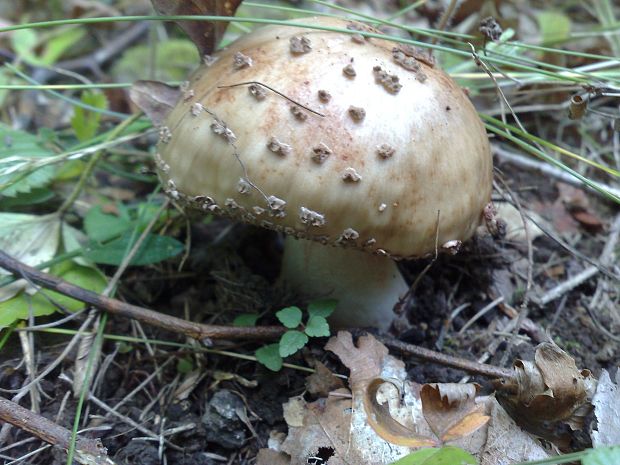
left=151, top=0, right=243, bottom=57
left=496, top=342, right=596, bottom=442
left=420, top=383, right=489, bottom=443
left=364, top=378, right=436, bottom=447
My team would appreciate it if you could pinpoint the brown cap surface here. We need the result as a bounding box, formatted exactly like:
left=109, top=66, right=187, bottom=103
left=156, top=16, right=493, bottom=259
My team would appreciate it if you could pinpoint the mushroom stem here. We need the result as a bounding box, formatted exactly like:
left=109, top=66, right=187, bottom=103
left=281, top=236, right=408, bottom=330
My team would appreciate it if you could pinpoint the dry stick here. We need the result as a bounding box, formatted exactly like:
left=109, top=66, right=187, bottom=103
left=0, top=250, right=284, bottom=341
left=534, top=213, right=620, bottom=306
left=0, top=396, right=114, bottom=465
left=350, top=331, right=515, bottom=380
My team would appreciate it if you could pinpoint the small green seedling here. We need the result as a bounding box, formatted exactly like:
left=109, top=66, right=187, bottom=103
left=253, top=299, right=337, bottom=371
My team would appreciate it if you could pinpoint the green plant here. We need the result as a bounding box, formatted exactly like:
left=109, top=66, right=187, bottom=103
left=251, top=299, right=337, bottom=371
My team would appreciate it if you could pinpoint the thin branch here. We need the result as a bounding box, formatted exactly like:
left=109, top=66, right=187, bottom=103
left=0, top=250, right=285, bottom=342
left=351, top=330, right=515, bottom=381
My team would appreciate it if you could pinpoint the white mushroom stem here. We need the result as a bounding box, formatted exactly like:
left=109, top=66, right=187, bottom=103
left=281, top=236, right=408, bottom=330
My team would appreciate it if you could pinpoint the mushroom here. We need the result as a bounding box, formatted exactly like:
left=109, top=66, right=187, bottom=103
left=152, top=17, right=492, bottom=330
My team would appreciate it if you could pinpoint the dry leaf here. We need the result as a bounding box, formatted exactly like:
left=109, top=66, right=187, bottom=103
left=324, top=331, right=393, bottom=390
left=496, top=342, right=596, bottom=443
left=364, top=378, right=436, bottom=447
left=479, top=397, right=550, bottom=465
left=256, top=449, right=290, bottom=465
left=129, top=80, right=181, bottom=126
left=306, top=361, right=345, bottom=397
left=591, top=369, right=620, bottom=446
left=276, top=332, right=549, bottom=464
left=420, top=383, right=489, bottom=443
left=151, top=0, right=243, bottom=56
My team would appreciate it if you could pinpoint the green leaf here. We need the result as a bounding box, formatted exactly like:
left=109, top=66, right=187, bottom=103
left=276, top=306, right=303, bottom=329
left=233, top=313, right=260, bottom=327
left=111, top=39, right=198, bottom=83
left=584, top=446, right=620, bottom=465
left=307, top=299, right=337, bottom=318
left=390, top=447, right=477, bottom=465
left=84, top=205, right=132, bottom=243
left=279, top=330, right=308, bottom=357
left=40, top=27, right=86, bottom=65
left=0, top=213, right=61, bottom=302
left=0, top=188, right=54, bottom=208
left=71, top=91, right=108, bottom=142
left=0, top=124, right=57, bottom=196
left=0, top=263, right=106, bottom=328
left=537, top=11, right=571, bottom=44
left=11, top=29, right=40, bottom=65
left=176, top=357, right=194, bottom=374
left=305, top=315, right=330, bottom=338
left=84, top=232, right=184, bottom=266
left=255, top=344, right=283, bottom=371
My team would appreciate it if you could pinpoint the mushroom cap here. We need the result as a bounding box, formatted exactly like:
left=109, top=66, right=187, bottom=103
left=157, top=16, right=493, bottom=259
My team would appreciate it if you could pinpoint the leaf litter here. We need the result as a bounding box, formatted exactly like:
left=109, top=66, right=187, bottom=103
left=257, top=331, right=550, bottom=464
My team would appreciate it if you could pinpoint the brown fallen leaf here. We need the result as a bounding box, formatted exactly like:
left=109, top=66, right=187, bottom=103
left=420, top=383, right=489, bottom=443
left=364, top=378, right=436, bottom=447
left=496, top=342, right=596, bottom=445
left=305, top=361, right=345, bottom=397
left=151, top=0, right=243, bottom=56
left=129, top=80, right=181, bottom=125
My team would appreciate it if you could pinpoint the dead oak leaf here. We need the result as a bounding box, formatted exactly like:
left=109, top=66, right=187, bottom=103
left=325, top=331, right=400, bottom=390
left=420, top=383, right=489, bottom=443
left=151, top=0, right=243, bottom=56
left=591, top=369, right=620, bottom=446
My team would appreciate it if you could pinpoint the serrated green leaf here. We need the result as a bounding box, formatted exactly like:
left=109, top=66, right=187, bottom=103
left=84, top=231, right=184, bottom=266
left=276, top=306, right=303, bottom=329
left=255, top=344, right=283, bottom=371
left=0, top=213, right=60, bottom=285
left=305, top=315, right=330, bottom=338
left=307, top=299, right=337, bottom=318
left=279, top=330, right=308, bottom=357
left=84, top=205, right=132, bottom=243
left=390, top=447, right=477, bottom=465
left=0, top=124, right=57, bottom=197
left=71, top=91, right=107, bottom=142
left=233, top=313, right=259, bottom=327
left=0, top=263, right=106, bottom=328
left=584, top=446, right=620, bottom=465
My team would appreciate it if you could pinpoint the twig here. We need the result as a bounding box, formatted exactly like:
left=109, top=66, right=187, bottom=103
left=534, top=213, right=620, bottom=306
left=351, top=331, right=515, bottom=380
left=0, top=396, right=114, bottom=465
left=0, top=250, right=285, bottom=342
